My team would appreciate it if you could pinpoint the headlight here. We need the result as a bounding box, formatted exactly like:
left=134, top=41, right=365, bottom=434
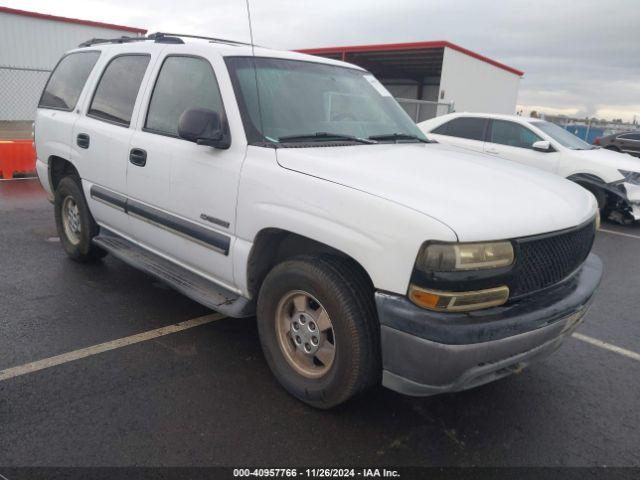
left=618, top=170, right=640, bottom=185
left=416, top=241, right=514, bottom=272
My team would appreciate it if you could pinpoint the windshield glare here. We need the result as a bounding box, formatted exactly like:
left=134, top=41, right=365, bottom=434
left=530, top=121, right=594, bottom=150
left=225, top=57, right=428, bottom=144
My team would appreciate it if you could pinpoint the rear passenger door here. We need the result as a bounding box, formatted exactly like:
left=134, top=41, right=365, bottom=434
left=484, top=120, right=559, bottom=173
left=73, top=49, right=155, bottom=236
left=429, top=116, right=487, bottom=153
left=35, top=51, right=101, bottom=180
left=126, top=51, right=243, bottom=287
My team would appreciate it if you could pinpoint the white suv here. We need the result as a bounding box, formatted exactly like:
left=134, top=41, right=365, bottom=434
left=35, top=33, right=602, bottom=408
left=419, top=112, right=640, bottom=223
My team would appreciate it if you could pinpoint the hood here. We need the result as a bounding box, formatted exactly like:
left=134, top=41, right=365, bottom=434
left=276, top=143, right=596, bottom=242
left=570, top=148, right=640, bottom=172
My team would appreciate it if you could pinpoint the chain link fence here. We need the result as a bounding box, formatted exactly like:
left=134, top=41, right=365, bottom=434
left=396, top=98, right=454, bottom=123
left=0, top=67, right=455, bottom=138
left=0, top=66, right=50, bottom=140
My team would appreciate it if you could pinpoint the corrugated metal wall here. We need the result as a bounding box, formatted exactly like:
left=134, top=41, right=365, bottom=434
left=0, top=11, right=143, bottom=124
left=438, top=46, right=520, bottom=115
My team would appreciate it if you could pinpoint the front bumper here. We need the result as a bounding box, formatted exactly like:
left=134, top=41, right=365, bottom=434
left=601, top=180, right=640, bottom=221
left=621, top=183, right=640, bottom=220
left=376, top=253, right=603, bottom=396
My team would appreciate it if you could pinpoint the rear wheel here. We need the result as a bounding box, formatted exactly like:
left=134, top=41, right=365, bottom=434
left=257, top=255, right=380, bottom=409
left=54, top=176, right=107, bottom=262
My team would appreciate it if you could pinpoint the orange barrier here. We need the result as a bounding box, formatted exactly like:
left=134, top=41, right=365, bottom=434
left=0, top=140, right=36, bottom=179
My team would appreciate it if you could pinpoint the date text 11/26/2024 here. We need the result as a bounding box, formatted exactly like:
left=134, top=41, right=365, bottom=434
left=233, top=468, right=401, bottom=478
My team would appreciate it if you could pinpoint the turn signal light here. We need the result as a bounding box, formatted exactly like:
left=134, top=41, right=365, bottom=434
left=409, top=284, right=510, bottom=312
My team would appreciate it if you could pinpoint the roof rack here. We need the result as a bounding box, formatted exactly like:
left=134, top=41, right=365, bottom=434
left=148, top=32, right=253, bottom=47
left=78, top=32, right=252, bottom=48
left=78, top=36, right=147, bottom=47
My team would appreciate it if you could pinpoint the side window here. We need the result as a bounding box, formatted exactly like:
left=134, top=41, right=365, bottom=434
left=39, top=51, right=100, bottom=110
left=438, top=117, right=486, bottom=141
left=145, top=56, right=224, bottom=137
left=89, top=55, right=150, bottom=126
left=489, top=120, right=541, bottom=149
left=619, top=134, right=640, bottom=141
left=431, top=121, right=450, bottom=135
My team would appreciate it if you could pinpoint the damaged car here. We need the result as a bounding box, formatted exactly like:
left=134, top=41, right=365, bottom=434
left=419, top=113, right=640, bottom=224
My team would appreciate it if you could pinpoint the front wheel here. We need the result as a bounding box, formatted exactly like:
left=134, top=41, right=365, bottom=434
left=257, top=255, right=380, bottom=409
left=54, top=176, right=107, bottom=262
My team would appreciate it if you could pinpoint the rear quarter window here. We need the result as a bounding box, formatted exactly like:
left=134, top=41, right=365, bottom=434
left=39, top=51, right=101, bottom=111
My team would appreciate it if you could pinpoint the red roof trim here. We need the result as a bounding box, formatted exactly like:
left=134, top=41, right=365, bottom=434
left=0, top=6, right=147, bottom=34
left=297, top=40, right=524, bottom=77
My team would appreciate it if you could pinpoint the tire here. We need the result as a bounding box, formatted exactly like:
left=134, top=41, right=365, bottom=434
left=54, top=176, right=107, bottom=262
left=257, top=255, right=380, bottom=409
left=605, top=145, right=620, bottom=152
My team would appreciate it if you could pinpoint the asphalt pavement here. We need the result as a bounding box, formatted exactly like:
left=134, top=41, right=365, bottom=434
left=1, top=179, right=639, bottom=468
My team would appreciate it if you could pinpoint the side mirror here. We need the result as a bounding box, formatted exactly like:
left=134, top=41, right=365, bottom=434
left=178, top=108, right=230, bottom=149
left=532, top=140, right=553, bottom=152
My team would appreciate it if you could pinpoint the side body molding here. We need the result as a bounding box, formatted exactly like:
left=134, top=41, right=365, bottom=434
left=89, top=185, right=231, bottom=255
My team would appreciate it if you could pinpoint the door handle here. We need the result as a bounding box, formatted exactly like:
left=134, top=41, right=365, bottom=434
left=485, top=148, right=499, bottom=155
left=77, top=133, right=90, bottom=149
left=129, top=148, right=147, bottom=167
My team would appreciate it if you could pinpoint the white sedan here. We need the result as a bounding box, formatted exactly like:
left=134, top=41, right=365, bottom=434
left=419, top=112, right=640, bottom=223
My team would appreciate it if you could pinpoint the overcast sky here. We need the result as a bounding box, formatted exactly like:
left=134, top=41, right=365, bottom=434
left=7, top=0, right=640, bottom=122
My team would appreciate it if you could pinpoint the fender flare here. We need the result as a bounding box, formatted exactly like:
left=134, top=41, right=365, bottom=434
left=567, top=173, right=626, bottom=199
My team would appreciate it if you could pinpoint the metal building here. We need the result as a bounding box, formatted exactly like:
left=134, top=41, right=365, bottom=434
left=0, top=6, right=146, bottom=140
left=298, top=41, right=523, bottom=122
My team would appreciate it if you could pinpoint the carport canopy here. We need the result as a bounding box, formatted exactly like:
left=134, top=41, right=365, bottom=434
left=297, top=41, right=523, bottom=100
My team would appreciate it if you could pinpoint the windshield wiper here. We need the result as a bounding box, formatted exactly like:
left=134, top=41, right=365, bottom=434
left=278, top=132, right=376, bottom=144
left=368, top=133, right=431, bottom=143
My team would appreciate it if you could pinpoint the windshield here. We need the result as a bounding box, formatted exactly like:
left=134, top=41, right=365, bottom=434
left=529, top=121, right=595, bottom=150
left=225, top=57, right=428, bottom=145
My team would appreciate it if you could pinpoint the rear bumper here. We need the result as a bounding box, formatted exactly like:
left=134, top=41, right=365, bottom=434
left=376, top=253, right=603, bottom=396
left=35, top=157, right=53, bottom=201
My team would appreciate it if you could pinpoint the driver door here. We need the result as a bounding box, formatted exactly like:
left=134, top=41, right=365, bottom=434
left=126, top=51, right=243, bottom=286
left=484, top=119, right=560, bottom=173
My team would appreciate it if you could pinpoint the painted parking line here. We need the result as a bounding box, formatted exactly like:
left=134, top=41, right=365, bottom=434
left=2, top=312, right=636, bottom=382
left=598, top=228, right=640, bottom=240
left=0, top=313, right=226, bottom=382
left=573, top=332, right=640, bottom=362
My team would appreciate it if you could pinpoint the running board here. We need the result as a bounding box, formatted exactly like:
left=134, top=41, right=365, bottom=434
left=93, top=232, right=254, bottom=318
